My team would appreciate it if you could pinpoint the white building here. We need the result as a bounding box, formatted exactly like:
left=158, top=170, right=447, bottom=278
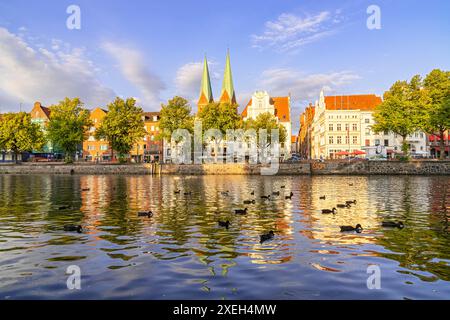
left=311, top=90, right=428, bottom=159
left=242, top=91, right=292, bottom=158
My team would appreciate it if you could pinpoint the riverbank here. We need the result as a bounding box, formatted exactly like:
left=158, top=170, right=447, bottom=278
left=0, top=161, right=449, bottom=175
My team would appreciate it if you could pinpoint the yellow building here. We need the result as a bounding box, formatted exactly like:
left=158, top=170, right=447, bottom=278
left=83, top=108, right=111, bottom=162
left=130, top=112, right=162, bottom=162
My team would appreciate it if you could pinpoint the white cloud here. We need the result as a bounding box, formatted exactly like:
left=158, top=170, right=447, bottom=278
left=257, top=68, right=360, bottom=132
left=174, top=60, right=220, bottom=103
left=251, top=10, right=343, bottom=52
left=0, top=27, right=116, bottom=112
left=102, top=42, right=165, bottom=108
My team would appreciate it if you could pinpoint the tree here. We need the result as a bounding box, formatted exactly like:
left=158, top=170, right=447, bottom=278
left=423, top=69, right=450, bottom=160
left=0, top=112, right=45, bottom=162
left=95, top=97, right=146, bottom=163
left=46, top=97, right=92, bottom=163
left=243, top=112, right=287, bottom=145
left=158, top=96, right=194, bottom=141
left=373, top=76, right=427, bottom=155
left=198, top=102, right=241, bottom=134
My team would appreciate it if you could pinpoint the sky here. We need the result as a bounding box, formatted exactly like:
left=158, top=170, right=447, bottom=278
left=0, top=0, right=449, bottom=133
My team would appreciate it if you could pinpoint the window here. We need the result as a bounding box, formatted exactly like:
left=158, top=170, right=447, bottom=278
left=151, top=135, right=155, bottom=141
left=88, top=145, right=95, bottom=151
left=384, top=130, right=389, bottom=135
left=337, top=136, right=342, bottom=144
left=365, top=128, right=371, bottom=135
left=345, top=124, right=349, bottom=131
left=151, top=126, right=155, bottom=131
left=100, top=145, right=108, bottom=151
left=352, top=124, right=358, bottom=131
left=365, top=118, right=370, bottom=123
left=353, top=136, right=358, bottom=144
left=345, top=135, right=349, bottom=144
left=365, top=139, right=370, bottom=146
left=384, top=139, right=389, bottom=146
left=153, top=116, right=158, bottom=121
left=337, top=124, right=341, bottom=131
left=88, top=136, right=95, bottom=142
left=329, top=124, right=333, bottom=131
left=420, top=133, right=424, bottom=138
left=375, top=139, right=380, bottom=145
left=329, top=136, right=334, bottom=144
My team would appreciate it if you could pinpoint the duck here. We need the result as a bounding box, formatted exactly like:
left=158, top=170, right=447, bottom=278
left=261, top=195, right=271, bottom=200
left=319, top=195, right=326, bottom=200
left=345, top=200, right=357, bottom=205
left=174, top=190, right=181, bottom=194
left=322, top=208, right=337, bottom=214
left=235, top=208, right=248, bottom=215
left=382, top=221, right=404, bottom=229
left=218, top=220, right=231, bottom=229
left=260, top=231, right=275, bottom=243
left=58, top=205, right=71, bottom=210
left=285, top=192, right=294, bottom=200
left=243, top=199, right=256, bottom=204
left=250, top=191, right=255, bottom=195
left=221, top=191, right=230, bottom=196
left=280, top=186, right=286, bottom=189
left=138, top=211, right=153, bottom=218
left=184, top=191, right=192, bottom=196
left=340, top=224, right=363, bottom=233
left=348, top=183, right=354, bottom=186
left=63, top=225, right=83, bottom=233
left=272, top=191, right=280, bottom=196
left=337, top=203, right=351, bottom=208
left=81, top=188, right=90, bottom=192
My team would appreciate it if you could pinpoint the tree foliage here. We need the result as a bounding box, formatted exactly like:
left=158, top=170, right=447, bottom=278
left=198, top=102, right=241, bottom=134
left=158, top=96, right=194, bottom=141
left=243, top=112, right=287, bottom=144
left=423, top=69, right=450, bottom=159
left=0, top=112, right=45, bottom=161
left=47, top=97, right=92, bottom=162
left=95, top=97, right=146, bottom=162
left=372, top=76, right=428, bottom=154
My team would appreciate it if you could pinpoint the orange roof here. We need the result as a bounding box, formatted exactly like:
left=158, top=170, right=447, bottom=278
left=324, top=94, right=382, bottom=111
left=242, top=96, right=290, bottom=122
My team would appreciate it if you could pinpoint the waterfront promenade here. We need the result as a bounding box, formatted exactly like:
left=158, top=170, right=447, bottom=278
left=0, top=160, right=449, bottom=175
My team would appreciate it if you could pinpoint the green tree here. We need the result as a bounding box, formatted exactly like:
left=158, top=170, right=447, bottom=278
left=423, top=69, right=450, bottom=160
left=0, top=112, right=45, bottom=163
left=373, top=76, right=427, bottom=155
left=198, top=102, right=241, bottom=133
left=243, top=112, right=287, bottom=144
left=95, top=97, right=146, bottom=163
left=158, top=96, right=194, bottom=141
left=46, top=97, right=92, bottom=163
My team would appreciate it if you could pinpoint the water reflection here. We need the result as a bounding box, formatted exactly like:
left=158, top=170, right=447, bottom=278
left=0, top=174, right=449, bottom=299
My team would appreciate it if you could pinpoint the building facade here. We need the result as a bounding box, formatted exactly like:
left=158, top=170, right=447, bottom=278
left=309, top=90, right=428, bottom=159
left=83, top=108, right=111, bottom=162
left=298, top=104, right=315, bottom=159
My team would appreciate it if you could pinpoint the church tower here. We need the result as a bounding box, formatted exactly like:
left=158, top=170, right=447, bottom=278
left=197, top=56, right=214, bottom=113
left=219, top=50, right=236, bottom=105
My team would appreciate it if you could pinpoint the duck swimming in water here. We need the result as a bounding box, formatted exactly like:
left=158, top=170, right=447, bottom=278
left=218, top=220, right=231, bottom=229
left=340, top=224, right=363, bottom=233
left=63, top=225, right=83, bottom=233
left=272, top=191, right=280, bottom=196
left=345, top=200, right=357, bottom=205
left=184, top=191, right=192, bottom=196
left=285, top=192, right=294, bottom=200
left=58, top=205, right=71, bottom=210
left=382, top=221, right=404, bottom=229
left=337, top=203, right=351, bottom=208
left=320, top=195, right=326, bottom=200
left=235, top=208, right=248, bottom=215
left=174, top=190, right=181, bottom=194
left=322, top=208, right=337, bottom=214
left=260, top=231, right=275, bottom=243
left=138, top=211, right=153, bottom=218
left=250, top=191, right=255, bottom=195
left=243, top=199, right=255, bottom=204
left=221, top=191, right=230, bottom=196
left=261, top=195, right=271, bottom=200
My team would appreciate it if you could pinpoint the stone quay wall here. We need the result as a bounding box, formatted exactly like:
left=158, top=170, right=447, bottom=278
left=0, top=161, right=449, bottom=175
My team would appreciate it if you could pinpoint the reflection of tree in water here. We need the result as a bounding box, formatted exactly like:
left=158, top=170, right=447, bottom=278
left=98, top=176, right=142, bottom=246
left=376, top=177, right=450, bottom=282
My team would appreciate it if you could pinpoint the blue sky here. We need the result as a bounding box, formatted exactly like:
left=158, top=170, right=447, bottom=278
left=0, top=0, right=449, bottom=132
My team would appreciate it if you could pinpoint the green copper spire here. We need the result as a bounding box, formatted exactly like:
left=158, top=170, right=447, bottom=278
left=220, top=49, right=236, bottom=104
left=198, top=55, right=213, bottom=109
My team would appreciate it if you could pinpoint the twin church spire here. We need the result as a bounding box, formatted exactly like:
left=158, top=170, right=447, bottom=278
left=198, top=50, right=236, bottom=113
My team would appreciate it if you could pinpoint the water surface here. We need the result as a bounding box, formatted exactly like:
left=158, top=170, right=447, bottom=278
left=0, top=174, right=449, bottom=299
